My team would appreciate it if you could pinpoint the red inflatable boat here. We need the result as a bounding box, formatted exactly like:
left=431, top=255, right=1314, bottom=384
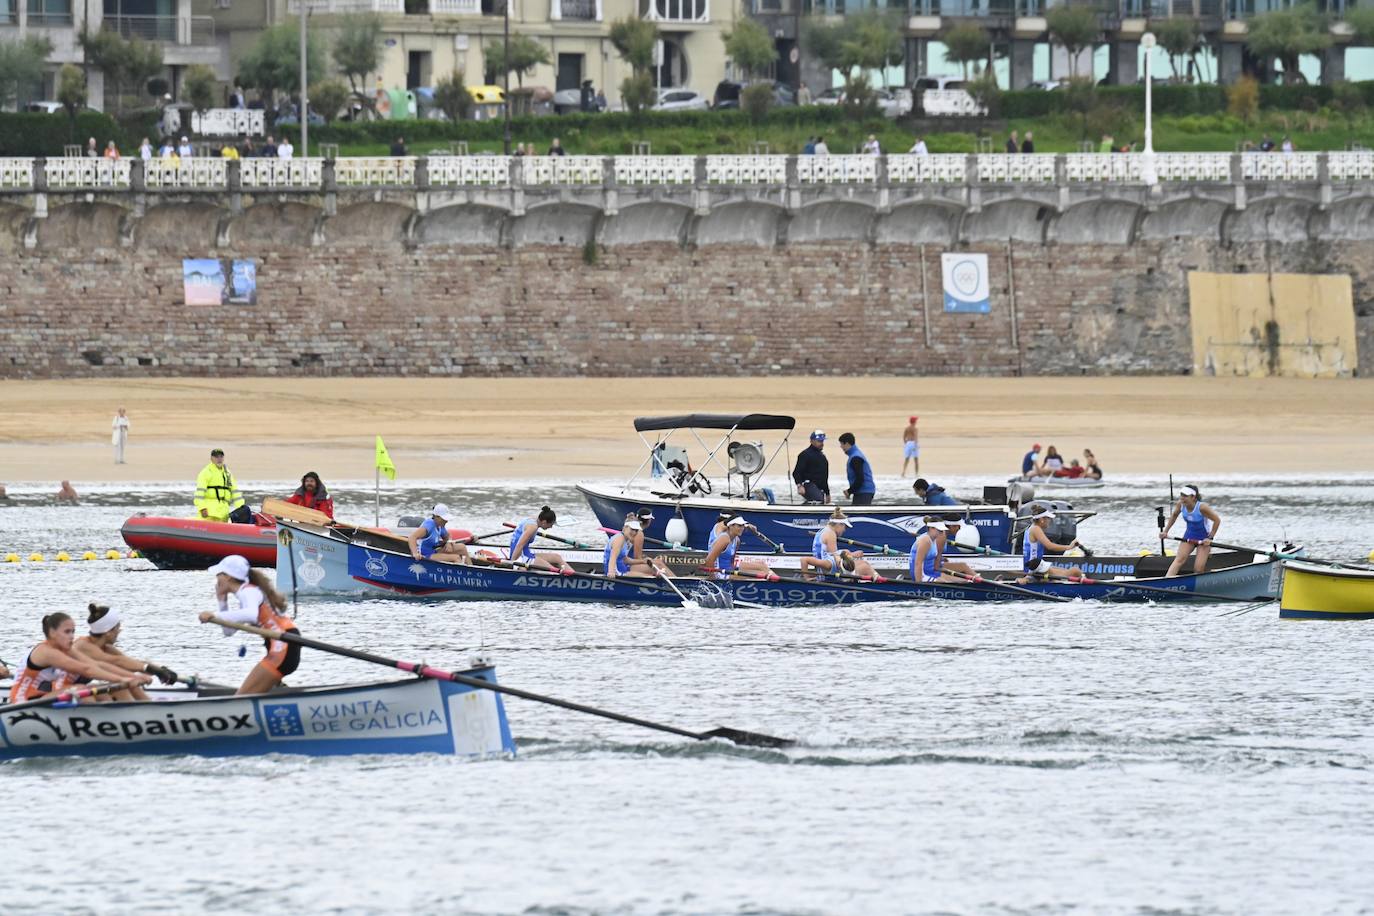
left=120, top=514, right=280, bottom=570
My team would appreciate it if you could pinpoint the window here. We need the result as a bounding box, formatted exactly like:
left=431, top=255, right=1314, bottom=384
left=27, top=0, right=73, bottom=24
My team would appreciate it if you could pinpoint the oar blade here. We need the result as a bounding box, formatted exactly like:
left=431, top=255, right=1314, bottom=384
left=701, top=726, right=796, bottom=749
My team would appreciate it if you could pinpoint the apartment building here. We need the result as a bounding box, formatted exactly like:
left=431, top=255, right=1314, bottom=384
left=2, top=0, right=225, bottom=108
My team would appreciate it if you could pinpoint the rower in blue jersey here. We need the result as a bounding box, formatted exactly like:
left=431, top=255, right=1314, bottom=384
left=603, top=516, right=671, bottom=579
left=838, top=433, right=877, bottom=506
left=1017, top=509, right=1084, bottom=583
left=509, top=506, right=574, bottom=572
left=406, top=504, right=471, bottom=564
left=703, top=516, right=775, bottom=581
left=800, top=510, right=880, bottom=580
left=1162, top=484, right=1221, bottom=576
left=909, top=518, right=981, bottom=583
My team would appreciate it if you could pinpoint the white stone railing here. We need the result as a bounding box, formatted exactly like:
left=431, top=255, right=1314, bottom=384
left=191, top=109, right=266, bottom=138
left=335, top=156, right=416, bottom=186
left=522, top=155, right=604, bottom=185
left=1154, top=152, right=1232, bottom=182
left=429, top=154, right=511, bottom=186
left=615, top=155, right=695, bottom=185
left=705, top=154, right=786, bottom=184
left=977, top=153, right=1058, bottom=184
left=145, top=157, right=229, bottom=190
left=1242, top=151, right=1320, bottom=182
left=1328, top=151, right=1374, bottom=182
left=888, top=153, right=967, bottom=183
left=799, top=154, right=878, bottom=183
left=43, top=158, right=132, bottom=190
left=0, top=157, right=35, bottom=190
left=240, top=157, right=325, bottom=189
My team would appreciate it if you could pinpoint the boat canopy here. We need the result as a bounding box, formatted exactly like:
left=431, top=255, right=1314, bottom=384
left=632, top=414, right=796, bottom=433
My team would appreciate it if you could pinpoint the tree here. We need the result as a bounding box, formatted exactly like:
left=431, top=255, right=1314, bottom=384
left=942, top=22, right=988, bottom=81
left=122, top=38, right=165, bottom=108
left=740, top=82, right=773, bottom=125
left=309, top=79, right=350, bottom=124
left=1154, top=17, right=1198, bottom=82
left=620, top=72, right=656, bottom=117
left=1348, top=6, right=1374, bottom=44
left=332, top=12, right=383, bottom=95
left=1226, top=75, right=1259, bottom=124
left=1046, top=4, right=1099, bottom=79
left=609, top=17, right=659, bottom=115
left=483, top=33, right=550, bottom=89
left=237, top=24, right=325, bottom=100
left=723, top=18, right=777, bottom=81
left=433, top=71, right=473, bottom=122
left=0, top=35, right=53, bottom=110
left=803, top=9, right=902, bottom=110
left=79, top=31, right=164, bottom=112
left=184, top=64, right=217, bottom=114
left=56, top=63, right=86, bottom=137
left=1245, top=3, right=1330, bottom=84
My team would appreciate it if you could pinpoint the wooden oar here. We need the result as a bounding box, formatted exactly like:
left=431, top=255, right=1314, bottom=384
left=747, top=526, right=786, bottom=554
left=941, top=568, right=1074, bottom=603
left=1168, top=536, right=1371, bottom=570
left=502, top=522, right=597, bottom=551
left=203, top=617, right=794, bottom=749
left=655, top=566, right=702, bottom=610
left=1064, top=570, right=1260, bottom=604
left=834, top=533, right=904, bottom=557
left=3, top=679, right=142, bottom=713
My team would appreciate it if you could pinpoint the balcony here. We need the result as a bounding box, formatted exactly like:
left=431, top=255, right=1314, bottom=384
left=101, top=15, right=215, bottom=45
left=553, top=0, right=599, bottom=20
left=286, top=0, right=403, bottom=12
left=640, top=0, right=709, bottom=23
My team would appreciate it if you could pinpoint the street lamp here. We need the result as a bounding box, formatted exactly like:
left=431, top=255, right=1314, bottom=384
left=502, top=0, right=511, bottom=155
left=300, top=1, right=309, bottom=157
left=1140, top=30, right=1156, bottom=186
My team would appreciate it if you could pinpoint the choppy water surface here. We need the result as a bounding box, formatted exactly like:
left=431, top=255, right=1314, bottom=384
left=2, top=475, right=1372, bottom=914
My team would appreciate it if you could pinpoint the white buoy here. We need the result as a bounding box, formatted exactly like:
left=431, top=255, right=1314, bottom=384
left=954, top=523, right=981, bottom=550
left=665, top=516, right=689, bottom=547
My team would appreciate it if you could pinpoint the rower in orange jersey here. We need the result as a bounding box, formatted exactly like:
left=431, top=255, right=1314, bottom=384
left=9, top=612, right=151, bottom=703
left=198, top=554, right=301, bottom=695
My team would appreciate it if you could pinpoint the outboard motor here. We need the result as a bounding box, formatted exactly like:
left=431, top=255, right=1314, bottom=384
left=1014, top=498, right=1078, bottom=550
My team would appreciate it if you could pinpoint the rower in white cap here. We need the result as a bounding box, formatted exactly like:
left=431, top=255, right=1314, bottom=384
left=703, top=516, right=774, bottom=580
left=909, top=517, right=980, bottom=583
left=1018, top=509, right=1085, bottom=583
left=800, top=509, right=879, bottom=580
left=604, top=514, right=671, bottom=579
left=407, top=503, right=471, bottom=564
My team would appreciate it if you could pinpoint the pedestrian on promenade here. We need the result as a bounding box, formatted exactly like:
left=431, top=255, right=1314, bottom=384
left=1005, top=131, right=1019, bottom=154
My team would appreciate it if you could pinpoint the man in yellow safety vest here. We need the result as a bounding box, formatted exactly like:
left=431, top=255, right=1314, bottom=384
left=195, top=448, right=247, bottom=522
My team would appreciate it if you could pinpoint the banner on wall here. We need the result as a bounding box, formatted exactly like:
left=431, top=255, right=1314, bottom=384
left=941, top=253, right=991, bottom=314
left=182, top=259, right=257, bottom=306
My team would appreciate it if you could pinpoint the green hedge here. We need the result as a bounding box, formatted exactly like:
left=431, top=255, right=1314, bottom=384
left=311, top=105, right=851, bottom=146
left=0, top=110, right=161, bottom=157
left=999, top=81, right=1374, bottom=119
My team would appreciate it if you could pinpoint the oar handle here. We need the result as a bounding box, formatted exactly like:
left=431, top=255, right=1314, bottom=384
left=4, top=678, right=142, bottom=713
left=597, top=525, right=693, bottom=551
left=502, top=521, right=593, bottom=550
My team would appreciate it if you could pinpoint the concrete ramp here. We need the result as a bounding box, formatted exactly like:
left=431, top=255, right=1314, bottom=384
left=601, top=202, right=690, bottom=245
left=1052, top=199, right=1141, bottom=245
left=135, top=203, right=222, bottom=249
left=962, top=200, right=1049, bottom=243
left=874, top=203, right=959, bottom=245
left=326, top=202, right=414, bottom=244
left=36, top=202, right=126, bottom=249
left=511, top=203, right=598, bottom=246
left=1225, top=198, right=1315, bottom=243
left=416, top=204, right=508, bottom=246
left=0, top=203, right=29, bottom=253
left=1138, top=198, right=1228, bottom=241
left=226, top=202, right=321, bottom=247
left=1321, top=196, right=1374, bottom=240
left=694, top=202, right=782, bottom=246
left=788, top=201, right=874, bottom=242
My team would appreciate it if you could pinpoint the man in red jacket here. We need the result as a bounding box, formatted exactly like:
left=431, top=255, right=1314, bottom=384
left=285, top=471, right=334, bottom=518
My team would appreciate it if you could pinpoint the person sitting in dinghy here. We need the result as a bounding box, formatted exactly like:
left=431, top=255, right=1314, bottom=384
left=8, top=612, right=152, bottom=704
left=509, top=507, right=574, bottom=573
left=604, top=517, right=671, bottom=579
left=199, top=555, right=301, bottom=695
left=703, top=516, right=774, bottom=581
left=407, top=504, right=471, bottom=565
left=284, top=471, right=334, bottom=519
left=72, top=604, right=178, bottom=701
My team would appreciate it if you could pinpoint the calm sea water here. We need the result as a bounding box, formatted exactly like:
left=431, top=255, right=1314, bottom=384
left=2, top=476, right=1372, bottom=914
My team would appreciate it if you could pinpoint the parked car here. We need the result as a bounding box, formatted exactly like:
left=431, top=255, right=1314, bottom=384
left=553, top=81, right=607, bottom=115
left=713, top=80, right=797, bottom=110
left=652, top=88, right=709, bottom=112
left=23, top=100, right=64, bottom=114
left=1027, top=79, right=1065, bottom=91
left=811, top=86, right=903, bottom=118
left=912, top=74, right=966, bottom=93
left=814, top=87, right=845, bottom=106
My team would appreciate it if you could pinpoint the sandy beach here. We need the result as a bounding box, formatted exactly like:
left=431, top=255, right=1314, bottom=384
left=1, top=376, right=1371, bottom=486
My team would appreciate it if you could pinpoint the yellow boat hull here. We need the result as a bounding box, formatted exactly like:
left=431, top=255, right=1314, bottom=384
left=1279, top=561, right=1374, bottom=620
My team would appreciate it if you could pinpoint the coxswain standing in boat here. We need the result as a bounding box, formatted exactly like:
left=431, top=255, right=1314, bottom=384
left=901, top=416, right=919, bottom=477
left=72, top=604, right=178, bottom=701
left=285, top=471, right=334, bottom=519
left=1018, top=510, right=1085, bottom=584
left=1162, top=485, right=1220, bottom=577
left=801, top=510, right=878, bottom=580
left=604, top=517, right=670, bottom=579
left=195, top=448, right=249, bottom=523
left=8, top=612, right=151, bottom=704
left=703, top=516, right=773, bottom=580
left=838, top=433, right=877, bottom=506
left=407, top=504, right=471, bottom=564
left=198, top=555, right=300, bottom=695
left=908, top=519, right=979, bottom=583
left=792, top=429, right=831, bottom=504
left=509, top=506, right=574, bottom=572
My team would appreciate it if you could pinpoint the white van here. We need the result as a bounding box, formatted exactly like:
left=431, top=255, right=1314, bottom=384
left=912, top=75, right=984, bottom=117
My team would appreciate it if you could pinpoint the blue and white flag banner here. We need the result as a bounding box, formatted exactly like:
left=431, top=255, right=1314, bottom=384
left=941, top=253, right=991, bottom=314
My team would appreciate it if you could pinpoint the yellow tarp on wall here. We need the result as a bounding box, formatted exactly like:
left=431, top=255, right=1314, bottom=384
left=1187, top=271, right=1357, bottom=377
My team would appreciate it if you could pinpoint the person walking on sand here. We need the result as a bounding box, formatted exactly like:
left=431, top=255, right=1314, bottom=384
left=901, top=416, right=919, bottom=476
left=111, top=406, right=129, bottom=464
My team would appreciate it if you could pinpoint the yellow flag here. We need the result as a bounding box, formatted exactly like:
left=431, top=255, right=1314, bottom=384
left=375, top=435, right=397, bottom=481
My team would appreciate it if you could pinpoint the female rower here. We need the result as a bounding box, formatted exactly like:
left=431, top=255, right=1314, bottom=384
left=1162, top=485, right=1220, bottom=576
left=909, top=519, right=979, bottom=583
left=197, top=555, right=300, bottom=695
left=631, top=508, right=655, bottom=559
left=509, top=506, right=573, bottom=572
left=604, top=517, right=670, bottom=579
left=802, top=511, right=879, bottom=580
left=8, top=612, right=151, bottom=703
left=407, top=504, right=470, bottom=565
left=703, top=516, right=773, bottom=580
left=285, top=471, right=334, bottom=518
left=1018, top=510, right=1085, bottom=583
left=72, top=604, right=178, bottom=701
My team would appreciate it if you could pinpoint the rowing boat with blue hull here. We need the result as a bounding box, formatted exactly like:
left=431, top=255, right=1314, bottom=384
left=0, top=676, right=516, bottom=760
left=277, top=522, right=1281, bottom=606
